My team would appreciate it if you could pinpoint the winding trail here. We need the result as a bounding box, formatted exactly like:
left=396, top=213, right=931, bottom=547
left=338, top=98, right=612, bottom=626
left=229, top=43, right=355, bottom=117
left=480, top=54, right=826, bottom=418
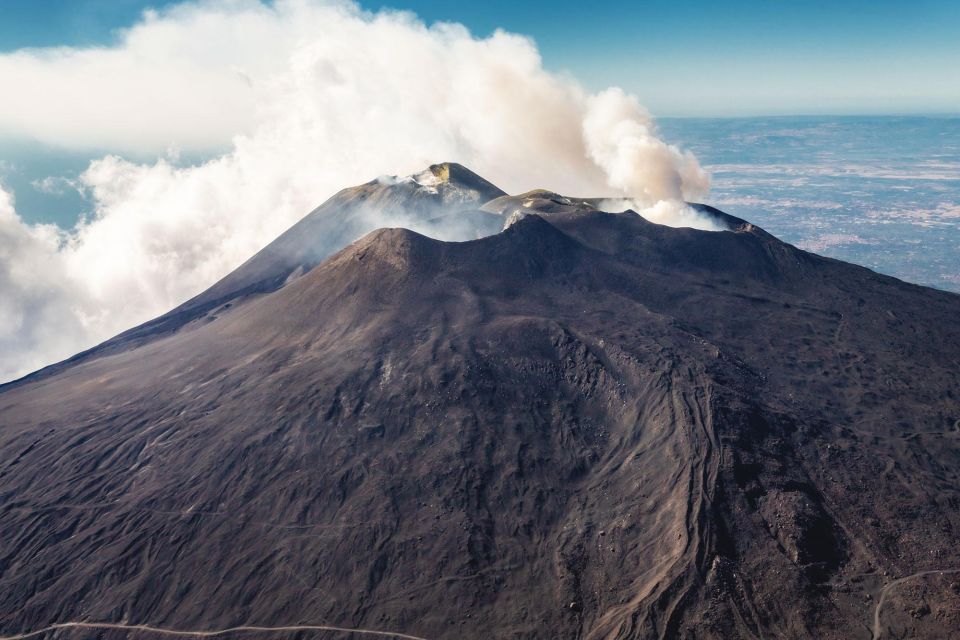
left=872, top=568, right=960, bottom=639
left=0, top=622, right=430, bottom=640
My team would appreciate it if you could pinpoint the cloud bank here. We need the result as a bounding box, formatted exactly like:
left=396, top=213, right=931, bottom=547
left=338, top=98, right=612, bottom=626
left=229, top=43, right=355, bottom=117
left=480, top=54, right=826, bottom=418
left=0, top=0, right=710, bottom=382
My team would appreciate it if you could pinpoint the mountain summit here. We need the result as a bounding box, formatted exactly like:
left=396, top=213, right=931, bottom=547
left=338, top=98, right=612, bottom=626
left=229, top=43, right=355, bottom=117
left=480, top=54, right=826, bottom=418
left=1, top=165, right=959, bottom=639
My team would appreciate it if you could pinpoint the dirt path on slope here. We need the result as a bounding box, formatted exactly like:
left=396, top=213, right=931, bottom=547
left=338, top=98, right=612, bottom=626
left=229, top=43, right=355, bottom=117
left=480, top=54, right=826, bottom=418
left=872, top=568, right=960, bottom=639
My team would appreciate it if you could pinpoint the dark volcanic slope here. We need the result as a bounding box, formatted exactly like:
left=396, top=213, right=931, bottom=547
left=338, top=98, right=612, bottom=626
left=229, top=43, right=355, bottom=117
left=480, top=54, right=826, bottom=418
left=2, top=169, right=960, bottom=640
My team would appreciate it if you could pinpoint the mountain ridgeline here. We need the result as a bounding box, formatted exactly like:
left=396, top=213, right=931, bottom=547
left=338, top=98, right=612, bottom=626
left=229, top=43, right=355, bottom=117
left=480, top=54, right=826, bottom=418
left=1, top=163, right=959, bottom=639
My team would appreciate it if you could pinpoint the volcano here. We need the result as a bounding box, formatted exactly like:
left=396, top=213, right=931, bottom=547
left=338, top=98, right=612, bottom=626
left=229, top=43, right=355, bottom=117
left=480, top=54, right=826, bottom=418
left=1, top=164, right=959, bottom=640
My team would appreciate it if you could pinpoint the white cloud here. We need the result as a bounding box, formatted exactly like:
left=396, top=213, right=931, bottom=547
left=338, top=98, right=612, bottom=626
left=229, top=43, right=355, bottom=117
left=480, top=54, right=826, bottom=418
left=0, top=186, right=93, bottom=378
left=31, top=176, right=80, bottom=195
left=584, top=87, right=709, bottom=204
left=0, top=0, right=285, bottom=153
left=0, top=0, right=712, bottom=383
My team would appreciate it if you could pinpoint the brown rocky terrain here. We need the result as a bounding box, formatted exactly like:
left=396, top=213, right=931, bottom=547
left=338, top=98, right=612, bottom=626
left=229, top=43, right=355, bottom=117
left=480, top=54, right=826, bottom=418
left=1, top=164, right=959, bottom=639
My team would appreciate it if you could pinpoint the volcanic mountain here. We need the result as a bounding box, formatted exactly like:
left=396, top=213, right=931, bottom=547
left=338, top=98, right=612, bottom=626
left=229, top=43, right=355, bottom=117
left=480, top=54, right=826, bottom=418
left=1, top=164, right=959, bottom=640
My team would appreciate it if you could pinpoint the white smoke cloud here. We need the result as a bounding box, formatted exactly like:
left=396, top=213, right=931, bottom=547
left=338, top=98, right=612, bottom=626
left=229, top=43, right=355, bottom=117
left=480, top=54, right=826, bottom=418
left=0, top=0, right=713, bottom=383
left=584, top=88, right=715, bottom=228
left=0, top=187, right=94, bottom=378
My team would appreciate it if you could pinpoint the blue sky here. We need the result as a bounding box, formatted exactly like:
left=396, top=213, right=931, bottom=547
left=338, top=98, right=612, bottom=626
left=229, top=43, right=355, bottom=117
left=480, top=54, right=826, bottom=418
left=2, top=0, right=959, bottom=115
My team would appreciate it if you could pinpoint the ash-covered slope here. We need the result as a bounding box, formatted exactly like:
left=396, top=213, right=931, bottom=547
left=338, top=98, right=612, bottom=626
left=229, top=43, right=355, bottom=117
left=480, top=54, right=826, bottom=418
left=1, top=167, right=959, bottom=640
left=190, top=161, right=505, bottom=310
left=7, top=163, right=505, bottom=386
